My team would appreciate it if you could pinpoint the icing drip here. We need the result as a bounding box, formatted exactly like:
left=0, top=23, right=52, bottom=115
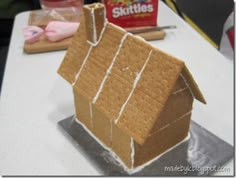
left=92, top=33, right=130, bottom=104
left=172, top=87, right=188, bottom=95
left=115, top=50, right=153, bottom=124
left=180, top=74, right=194, bottom=99
left=130, top=138, right=135, bottom=169
left=72, top=45, right=93, bottom=86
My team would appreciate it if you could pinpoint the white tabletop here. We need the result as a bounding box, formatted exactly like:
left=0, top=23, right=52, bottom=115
left=0, top=1, right=234, bottom=176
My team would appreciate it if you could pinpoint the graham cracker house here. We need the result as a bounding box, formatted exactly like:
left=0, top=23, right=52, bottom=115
left=58, top=3, right=206, bottom=170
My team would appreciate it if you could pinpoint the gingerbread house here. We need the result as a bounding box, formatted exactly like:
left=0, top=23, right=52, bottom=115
left=58, top=3, right=206, bottom=170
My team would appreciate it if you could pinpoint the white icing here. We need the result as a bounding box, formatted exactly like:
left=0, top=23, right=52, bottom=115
left=150, top=111, right=192, bottom=136
left=172, top=87, right=188, bottom=95
left=128, top=133, right=191, bottom=174
left=92, top=33, right=129, bottom=104
left=130, top=138, right=135, bottom=169
left=74, top=116, right=133, bottom=172
left=86, top=20, right=108, bottom=47
left=115, top=50, right=153, bottom=124
left=73, top=116, right=190, bottom=174
left=110, top=119, right=113, bottom=142
left=72, top=45, right=93, bottom=86
left=89, top=102, right=93, bottom=128
left=173, top=110, right=192, bottom=123
left=180, top=74, right=195, bottom=99
left=158, top=123, right=170, bottom=132
left=91, top=8, right=97, bottom=43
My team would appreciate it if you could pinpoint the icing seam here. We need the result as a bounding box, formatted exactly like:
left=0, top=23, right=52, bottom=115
left=87, top=20, right=108, bottom=46
left=130, top=137, right=135, bottom=169
left=92, top=33, right=129, bottom=104
left=180, top=74, right=194, bottom=99
left=72, top=45, right=93, bottom=86
left=89, top=102, right=93, bottom=128
left=172, top=87, right=188, bottom=95
left=149, top=110, right=192, bottom=136
left=91, top=8, right=97, bottom=43
left=115, top=50, right=153, bottom=124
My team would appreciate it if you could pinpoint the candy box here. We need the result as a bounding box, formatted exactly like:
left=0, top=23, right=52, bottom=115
left=104, top=0, right=158, bottom=28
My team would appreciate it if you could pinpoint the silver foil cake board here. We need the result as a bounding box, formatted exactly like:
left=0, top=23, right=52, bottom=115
left=58, top=116, right=233, bottom=176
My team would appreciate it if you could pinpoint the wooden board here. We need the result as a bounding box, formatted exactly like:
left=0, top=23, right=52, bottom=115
left=24, top=10, right=79, bottom=54
left=24, top=36, right=72, bottom=54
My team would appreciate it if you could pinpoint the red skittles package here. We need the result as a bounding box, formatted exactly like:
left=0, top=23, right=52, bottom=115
left=104, top=0, right=158, bottom=28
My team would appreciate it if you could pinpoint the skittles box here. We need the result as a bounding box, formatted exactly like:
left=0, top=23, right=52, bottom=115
left=104, top=0, right=158, bottom=28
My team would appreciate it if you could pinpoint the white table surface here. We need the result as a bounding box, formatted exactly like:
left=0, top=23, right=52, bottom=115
left=0, top=1, right=234, bottom=176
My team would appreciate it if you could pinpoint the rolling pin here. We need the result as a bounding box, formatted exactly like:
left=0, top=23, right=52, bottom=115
left=135, top=30, right=166, bottom=41
left=126, top=25, right=176, bottom=41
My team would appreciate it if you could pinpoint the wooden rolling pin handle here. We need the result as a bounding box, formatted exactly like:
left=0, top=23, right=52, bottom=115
left=136, top=30, right=166, bottom=41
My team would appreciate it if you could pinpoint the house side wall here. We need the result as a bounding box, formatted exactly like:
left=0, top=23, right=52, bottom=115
left=150, top=76, right=193, bottom=133
left=112, top=122, right=132, bottom=168
left=74, top=88, right=112, bottom=147
left=74, top=89, right=93, bottom=130
left=134, top=113, right=191, bottom=167
left=93, top=104, right=112, bottom=147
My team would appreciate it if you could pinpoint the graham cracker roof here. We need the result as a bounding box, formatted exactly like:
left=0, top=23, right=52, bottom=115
left=58, top=15, right=206, bottom=145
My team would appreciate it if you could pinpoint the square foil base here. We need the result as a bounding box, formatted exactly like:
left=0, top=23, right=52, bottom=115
left=58, top=116, right=233, bottom=176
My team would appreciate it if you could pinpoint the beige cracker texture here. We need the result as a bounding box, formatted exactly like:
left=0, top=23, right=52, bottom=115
left=58, top=18, right=90, bottom=84
left=58, top=4, right=206, bottom=146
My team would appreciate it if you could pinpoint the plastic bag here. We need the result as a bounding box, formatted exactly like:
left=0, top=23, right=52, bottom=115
left=28, top=7, right=82, bottom=27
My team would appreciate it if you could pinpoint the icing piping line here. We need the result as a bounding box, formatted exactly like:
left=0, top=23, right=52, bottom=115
left=91, top=8, right=97, bottom=43
left=180, top=73, right=194, bottom=99
left=92, top=33, right=130, bottom=104
left=173, top=110, right=192, bottom=123
left=72, top=45, right=93, bottom=86
left=87, top=20, right=108, bottom=47
left=130, top=138, right=135, bottom=169
left=115, top=50, right=153, bottom=124
left=73, top=116, right=132, bottom=173
left=149, top=110, right=192, bottom=136
left=128, top=133, right=191, bottom=174
left=110, top=119, right=113, bottom=143
left=172, top=87, right=188, bottom=95
left=89, top=102, right=93, bottom=128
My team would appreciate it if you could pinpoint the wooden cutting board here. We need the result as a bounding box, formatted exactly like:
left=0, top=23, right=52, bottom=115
left=23, top=10, right=79, bottom=54
left=24, top=10, right=166, bottom=54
